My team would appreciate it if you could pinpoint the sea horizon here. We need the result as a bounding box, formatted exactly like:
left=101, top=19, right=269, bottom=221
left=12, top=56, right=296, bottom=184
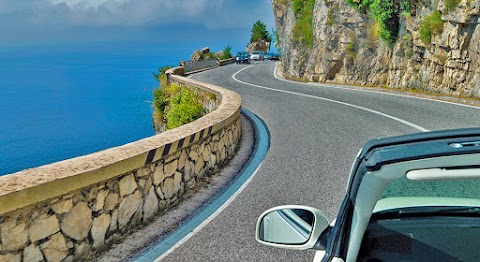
left=0, top=41, right=234, bottom=176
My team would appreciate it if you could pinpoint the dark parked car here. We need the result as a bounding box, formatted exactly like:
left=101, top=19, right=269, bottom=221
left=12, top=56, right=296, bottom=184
left=236, top=52, right=250, bottom=64
left=270, top=53, right=280, bottom=60
left=256, top=128, right=480, bottom=262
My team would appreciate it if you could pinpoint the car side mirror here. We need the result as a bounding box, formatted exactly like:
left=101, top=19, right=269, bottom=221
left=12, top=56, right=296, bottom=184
left=255, top=205, right=330, bottom=251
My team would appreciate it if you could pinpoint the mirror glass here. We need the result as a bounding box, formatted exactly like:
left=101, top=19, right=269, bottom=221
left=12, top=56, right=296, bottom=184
left=258, top=208, right=315, bottom=245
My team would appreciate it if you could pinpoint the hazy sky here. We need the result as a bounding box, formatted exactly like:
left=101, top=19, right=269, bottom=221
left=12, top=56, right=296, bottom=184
left=1, top=0, right=276, bottom=51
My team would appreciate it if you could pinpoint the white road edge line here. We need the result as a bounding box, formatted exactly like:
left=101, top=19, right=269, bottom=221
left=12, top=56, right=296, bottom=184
left=233, top=65, right=429, bottom=132
left=153, top=163, right=264, bottom=262
left=273, top=63, right=480, bottom=111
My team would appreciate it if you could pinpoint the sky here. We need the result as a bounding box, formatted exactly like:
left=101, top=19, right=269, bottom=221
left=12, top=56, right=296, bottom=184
left=0, top=0, right=277, bottom=54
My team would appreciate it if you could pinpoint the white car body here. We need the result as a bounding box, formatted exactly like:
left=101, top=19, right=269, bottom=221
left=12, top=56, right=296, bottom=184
left=250, top=51, right=264, bottom=61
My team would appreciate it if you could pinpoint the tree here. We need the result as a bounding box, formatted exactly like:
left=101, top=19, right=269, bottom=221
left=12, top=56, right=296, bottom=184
left=249, top=20, right=272, bottom=43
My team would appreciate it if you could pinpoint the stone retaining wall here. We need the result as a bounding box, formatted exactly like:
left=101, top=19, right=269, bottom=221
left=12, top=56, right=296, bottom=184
left=0, top=74, right=242, bottom=262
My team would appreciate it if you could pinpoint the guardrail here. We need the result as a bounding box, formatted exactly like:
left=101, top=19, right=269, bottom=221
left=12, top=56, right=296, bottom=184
left=0, top=66, right=242, bottom=261
left=183, top=59, right=218, bottom=72
left=181, top=58, right=236, bottom=73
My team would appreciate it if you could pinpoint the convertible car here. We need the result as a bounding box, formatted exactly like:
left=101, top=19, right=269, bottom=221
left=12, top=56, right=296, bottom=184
left=256, top=128, right=480, bottom=262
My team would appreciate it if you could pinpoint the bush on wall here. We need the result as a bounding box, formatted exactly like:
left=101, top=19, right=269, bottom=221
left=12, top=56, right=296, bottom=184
left=419, top=10, right=443, bottom=44
left=291, top=0, right=315, bottom=47
left=153, top=66, right=205, bottom=130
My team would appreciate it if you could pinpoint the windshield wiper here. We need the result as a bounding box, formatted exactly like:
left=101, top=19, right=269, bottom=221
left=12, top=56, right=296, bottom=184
left=372, top=206, right=480, bottom=219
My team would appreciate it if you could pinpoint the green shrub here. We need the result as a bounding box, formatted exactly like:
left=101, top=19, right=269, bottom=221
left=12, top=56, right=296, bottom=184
left=164, top=84, right=181, bottom=98
left=370, top=0, right=398, bottom=44
left=346, top=43, right=355, bottom=52
left=346, top=0, right=373, bottom=12
left=166, top=88, right=204, bottom=129
left=205, top=52, right=217, bottom=59
left=327, top=9, right=335, bottom=26
left=291, top=0, right=315, bottom=47
left=153, top=65, right=174, bottom=113
left=346, top=0, right=400, bottom=44
left=153, top=65, right=173, bottom=82
left=153, top=88, right=168, bottom=113
left=220, top=45, right=232, bottom=60
left=400, top=0, right=411, bottom=16
left=292, top=12, right=314, bottom=46
left=445, top=0, right=460, bottom=12
left=419, top=10, right=443, bottom=44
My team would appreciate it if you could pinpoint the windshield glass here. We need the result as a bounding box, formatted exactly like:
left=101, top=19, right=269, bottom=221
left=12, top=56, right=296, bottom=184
left=384, top=177, right=480, bottom=198
left=361, top=174, right=480, bottom=262
left=375, top=176, right=480, bottom=213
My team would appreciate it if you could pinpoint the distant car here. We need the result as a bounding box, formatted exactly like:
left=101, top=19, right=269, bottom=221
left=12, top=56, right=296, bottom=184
left=256, top=128, right=480, bottom=262
left=270, top=53, right=280, bottom=61
left=236, top=52, right=250, bottom=64
left=264, top=53, right=273, bottom=60
left=250, top=51, right=264, bottom=61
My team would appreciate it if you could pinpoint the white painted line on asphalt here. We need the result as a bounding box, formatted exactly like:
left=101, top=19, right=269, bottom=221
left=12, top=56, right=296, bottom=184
left=233, top=65, right=430, bottom=132
left=153, top=163, right=264, bottom=262
left=273, top=63, right=480, bottom=111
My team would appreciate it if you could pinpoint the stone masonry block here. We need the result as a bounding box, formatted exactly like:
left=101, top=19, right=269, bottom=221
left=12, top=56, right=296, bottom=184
left=143, top=187, right=159, bottom=220
left=23, top=244, right=43, bottom=262
left=174, top=172, right=182, bottom=193
left=52, top=199, right=73, bottom=214
left=119, top=174, right=137, bottom=197
left=61, top=202, right=92, bottom=241
left=164, top=160, right=178, bottom=177
left=91, top=213, right=111, bottom=249
left=195, top=158, right=205, bottom=175
left=109, top=210, right=118, bottom=234
left=189, top=150, right=199, bottom=162
left=104, top=193, right=119, bottom=211
left=178, top=150, right=187, bottom=171
left=40, top=233, right=69, bottom=262
left=152, top=167, right=165, bottom=186
left=0, top=253, right=21, bottom=262
left=29, top=215, right=60, bottom=243
left=93, top=190, right=108, bottom=212
left=118, top=191, right=142, bottom=230
left=2, top=221, right=28, bottom=251
left=162, top=177, right=176, bottom=200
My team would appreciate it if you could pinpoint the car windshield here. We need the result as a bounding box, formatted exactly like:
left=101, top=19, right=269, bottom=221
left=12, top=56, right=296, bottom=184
left=374, top=176, right=480, bottom=214
left=359, top=172, right=480, bottom=262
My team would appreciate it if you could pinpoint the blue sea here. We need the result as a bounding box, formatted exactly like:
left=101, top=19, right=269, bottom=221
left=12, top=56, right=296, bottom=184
left=0, top=42, right=197, bottom=176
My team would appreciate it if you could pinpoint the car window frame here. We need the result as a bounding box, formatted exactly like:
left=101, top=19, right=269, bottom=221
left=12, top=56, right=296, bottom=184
left=326, top=129, right=480, bottom=262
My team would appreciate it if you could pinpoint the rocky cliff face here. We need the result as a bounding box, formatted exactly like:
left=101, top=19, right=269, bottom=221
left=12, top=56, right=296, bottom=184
left=273, top=0, right=480, bottom=97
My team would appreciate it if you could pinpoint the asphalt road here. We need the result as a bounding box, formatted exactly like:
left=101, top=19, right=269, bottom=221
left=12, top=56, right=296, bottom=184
left=159, top=61, right=480, bottom=261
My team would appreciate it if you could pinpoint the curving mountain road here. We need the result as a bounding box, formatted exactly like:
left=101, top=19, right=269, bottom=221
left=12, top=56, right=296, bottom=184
left=157, top=61, right=480, bottom=261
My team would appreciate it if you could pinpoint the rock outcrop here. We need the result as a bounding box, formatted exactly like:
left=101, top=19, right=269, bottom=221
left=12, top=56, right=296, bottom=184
left=190, top=47, right=211, bottom=61
left=247, top=40, right=271, bottom=53
left=273, top=0, right=480, bottom=97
